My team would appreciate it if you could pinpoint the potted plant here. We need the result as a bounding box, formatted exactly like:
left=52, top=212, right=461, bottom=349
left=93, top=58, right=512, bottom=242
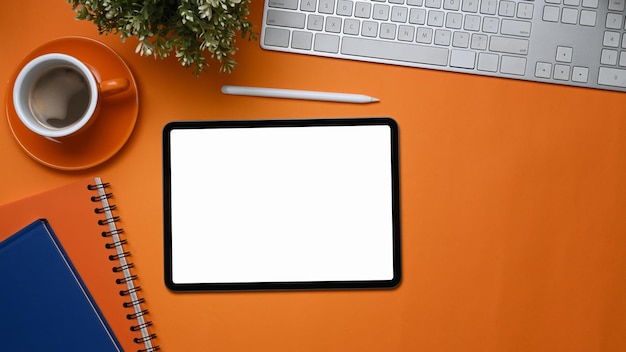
left=68, top=0, right=256, bottom=75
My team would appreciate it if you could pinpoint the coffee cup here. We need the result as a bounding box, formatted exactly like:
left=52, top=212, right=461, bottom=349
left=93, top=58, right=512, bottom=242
left=13, top=53, right=129, bottom=139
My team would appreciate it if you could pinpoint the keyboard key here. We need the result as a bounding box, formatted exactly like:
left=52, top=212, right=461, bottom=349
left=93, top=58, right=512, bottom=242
left=555, top=46, right=573, bottom=62
left=564, top=0, right=580, bottom=5
left=373, top=4, right=390, bottom=20
left=314, top=33, right=340, bottom=53
left=579, top=10, right=596, bottom=26
left=325, top=17, right=342, bottom=33
left=606, top=13, right=623, bottom=30
left=427, top=10, right=445, bottom=27
left=461, top=0, right=479, bottom=13
left=535, top=62, right=552, bottom=78
left=464, top=15, right=481, bottom=31
left=391, top=6, right=409, bottom=22
left=267, top=10, right=306, bottom=28
left=409, top=8, right=427, bottom=24
left=264, top=27, right=290, bottom=47
left=604, top=31, right=620, bottom=47
left=380, top=23, right=397, bottom=39
left=292, top=31, right=313, bottom=49
left=500, top=55, right=526, bottom=75
left=445, top=12, right=463, bottom=29
left=443, top=0, right=460, bottom=11
left=450, top=49, right=476, bottom=68
left=601, top=49, right=618, bottom=65
left=582, top=0, right=598, bottom=7
left=553, top=64, right=570, bottom=80
left=398, top=25, right=415, bottom=41
left=362, top=21, right=379, bottom=37
left=336, top=0, right=354, bottom=16
left=480, top=0, right=497, bottom=15
left=608, top=0, right=625, bottom=11
left=343, top=18, right=360, bottom=35
left=301, top=0, right=317, bottom=11
left=517, top=3, right=534, bottom=19
left=470, top=33, right=488, bottom=50
left=434, top=29, right=451, bottom=45
left=498, top=1, right=516, bottom=17
left=543, top=6, right=560, bottom=22
left=354, top=2, right=372, bottom=18
left=500, top=19, right=532, bottom=37
left=452, top=32, right=470, bottom=48
left=489, top=36, right=529, bottom=55
left=477, top=52, right=498, bottom=72
left=561, top=8, right=578, bottom=25
left=319, top=0, right=335, bottom=14
left=598, top=67, right=626, bottom=87
left=572, top=66, right=589, bottom=82
left=308, top=14, right=324, bottom=30
left=269, top=0, right=298, bottom=10
left=482, top=17, right=499, bottom=33
left=425, top=0, right=442, bottom=8
left=416, top=27, right=434, bottom=43
left=341, top=37, right=449, bottom=66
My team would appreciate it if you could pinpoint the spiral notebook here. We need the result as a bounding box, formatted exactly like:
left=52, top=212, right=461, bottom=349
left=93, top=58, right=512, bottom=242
left=0, top=177, right=157, bottom=352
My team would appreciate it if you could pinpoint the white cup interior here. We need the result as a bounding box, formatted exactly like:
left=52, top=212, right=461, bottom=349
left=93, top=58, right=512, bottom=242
left=13, top=53, right=98, bottom=138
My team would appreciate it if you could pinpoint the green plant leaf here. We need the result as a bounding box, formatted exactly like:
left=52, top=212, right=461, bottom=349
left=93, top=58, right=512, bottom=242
left=67, top=0, right=257, bottom=75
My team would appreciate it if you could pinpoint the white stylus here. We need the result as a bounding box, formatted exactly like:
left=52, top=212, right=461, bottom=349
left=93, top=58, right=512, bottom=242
left=221, top=85, right=379, bottom=104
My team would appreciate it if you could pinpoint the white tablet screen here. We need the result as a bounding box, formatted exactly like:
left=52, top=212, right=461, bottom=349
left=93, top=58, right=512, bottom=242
left=164, top=118, right=400, bottom=291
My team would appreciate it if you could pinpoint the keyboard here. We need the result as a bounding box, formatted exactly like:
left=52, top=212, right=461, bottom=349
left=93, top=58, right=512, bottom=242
left=261, top=0, right=626, bottom=93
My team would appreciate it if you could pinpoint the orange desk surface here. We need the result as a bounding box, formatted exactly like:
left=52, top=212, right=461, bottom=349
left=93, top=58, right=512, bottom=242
left=2, top=2, right=626, bottom=351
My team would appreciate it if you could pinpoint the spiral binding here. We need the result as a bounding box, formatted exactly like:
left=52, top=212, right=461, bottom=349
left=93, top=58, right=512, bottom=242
left=89, top=177, right=160, bottom=352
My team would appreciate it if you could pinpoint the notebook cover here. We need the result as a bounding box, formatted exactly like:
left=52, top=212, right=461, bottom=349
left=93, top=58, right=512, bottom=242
left=0, top=219, right=122, bottom=351
left=0, top=177, right=155, bottom=351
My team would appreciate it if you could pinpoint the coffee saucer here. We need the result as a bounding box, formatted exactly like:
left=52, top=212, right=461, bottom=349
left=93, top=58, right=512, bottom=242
left=5, top=37, right=138, bottom=171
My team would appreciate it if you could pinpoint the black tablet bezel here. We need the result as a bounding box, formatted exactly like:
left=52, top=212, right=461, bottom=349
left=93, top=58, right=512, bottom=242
left=163, top=117, right=401, bottom=292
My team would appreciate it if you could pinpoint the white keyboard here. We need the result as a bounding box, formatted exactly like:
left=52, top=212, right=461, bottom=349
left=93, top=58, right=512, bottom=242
left=261, top=0, right=626, bottom=92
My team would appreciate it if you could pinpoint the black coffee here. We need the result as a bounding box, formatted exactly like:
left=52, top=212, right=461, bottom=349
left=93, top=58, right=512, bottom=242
left=28, top=66, right=91, bottom=129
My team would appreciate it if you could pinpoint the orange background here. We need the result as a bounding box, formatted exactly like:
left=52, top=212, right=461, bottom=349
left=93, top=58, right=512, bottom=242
left=2, top=1, right=626, bottom=351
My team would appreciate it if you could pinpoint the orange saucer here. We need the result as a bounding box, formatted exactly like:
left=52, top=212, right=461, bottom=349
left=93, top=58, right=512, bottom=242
left=6, top=37, right=138, bottom=171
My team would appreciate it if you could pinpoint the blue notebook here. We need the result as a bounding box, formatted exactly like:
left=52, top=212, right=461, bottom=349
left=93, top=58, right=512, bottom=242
left=0, top=219, right=123, bottom=351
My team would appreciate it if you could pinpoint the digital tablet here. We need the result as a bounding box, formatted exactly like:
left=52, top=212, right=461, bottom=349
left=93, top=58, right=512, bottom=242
left=163, top=118, right=401, bottom=291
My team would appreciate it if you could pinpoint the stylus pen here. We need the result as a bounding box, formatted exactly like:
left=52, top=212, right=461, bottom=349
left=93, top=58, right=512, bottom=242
left=221, top=85, right=379, bottom=104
